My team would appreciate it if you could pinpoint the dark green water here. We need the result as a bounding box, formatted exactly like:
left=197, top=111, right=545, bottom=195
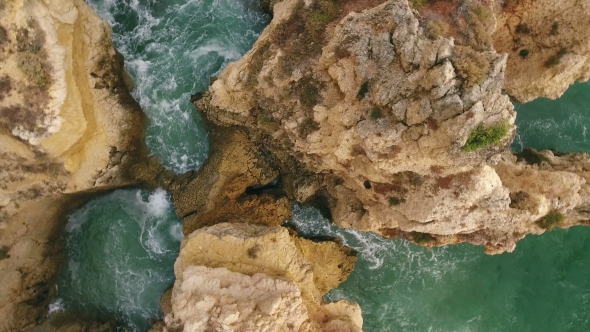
left=54, top=189, right=183, bottom=331
left=91, top=0, right=270, bottom=173
left=54, top=1, right=590, bottom=330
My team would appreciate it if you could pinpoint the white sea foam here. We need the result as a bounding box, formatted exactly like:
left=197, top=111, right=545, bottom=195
left=289, top=204, right=389, bottom=269
left=65, top=204, right=92, bottom=233
left=147, top=188, right=171, bottom=217
left=87, top=0, right=269, bottom=175
left=48, top=298, right=65, bottom=314
left=188, top=41, right=242, bottom=64
left=144, top=226, right=164, bottom=255
left=127, top=188, right=182, bottom=258
left=170, top=223, right=183, bottom=241
left=339, top=228, right=388, bottom=269
left=67, top=0, right=269, bottom=329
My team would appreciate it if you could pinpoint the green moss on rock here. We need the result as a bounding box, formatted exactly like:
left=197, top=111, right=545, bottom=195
left=537, top=210, right=565, bottom=230
left=389, top=197, right=405, bottom=206
left=411, top=232, right=433, bottom=244
left=463, top=121, right=510, bottom=152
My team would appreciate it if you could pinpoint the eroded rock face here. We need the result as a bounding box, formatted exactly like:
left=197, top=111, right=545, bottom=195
left=158, top=124, right=362, bottom=331
left=171, top=126, right=291, bottom=236
left=494, top=0, right=590, bottom=102
left=169, top=265, right=310, bottom=331
left=0, top=0, right=160, bottom=330
left=1, top=0, right=177, bottom=230
left=196, top=0, right=590, bottom=253
left=0, top=0, right=152, bottom=225
left=164, top=222, right=361, bottom=332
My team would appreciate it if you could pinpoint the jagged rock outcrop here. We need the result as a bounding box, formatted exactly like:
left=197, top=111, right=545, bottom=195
left=163, top=222, right=361, bottom=332
left=1, top=1, right=360, bottom=330
left=171, top=126, right=291, bottom=236
left=154, top=125, right=363, bottom=330
left=0, top=0, right=165, bottom=330
left=196, top=0, right=590, bottom=253
left=494, top=0, right=590, bottom=102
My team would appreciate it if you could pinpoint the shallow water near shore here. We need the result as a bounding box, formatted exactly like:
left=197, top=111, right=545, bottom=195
left=54, top=0, right=590, bottom=330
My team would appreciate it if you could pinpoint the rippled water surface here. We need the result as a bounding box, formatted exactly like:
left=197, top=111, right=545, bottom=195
left=290, top=82, right=590, bottom=331
left=512, top=81, right=590, bottom=153
left=55, top=1, right=269, bottom=330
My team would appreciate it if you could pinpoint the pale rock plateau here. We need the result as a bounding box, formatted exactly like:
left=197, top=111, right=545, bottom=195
left=163, top=222, right=361, bottom=332
left=494, top=0, right=590, bottom=102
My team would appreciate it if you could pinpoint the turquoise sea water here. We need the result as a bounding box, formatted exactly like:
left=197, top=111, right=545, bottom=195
left=290, top=205, right=590, bottom=332
left=512, top=81, right=590, bottom=153
left=54, top=1, right=590, bottom=331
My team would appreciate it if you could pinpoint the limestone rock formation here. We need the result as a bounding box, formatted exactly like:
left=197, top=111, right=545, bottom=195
left=494, top=0, right=590, bottom=102
left=171, top=126, right=291, bottom=236
left=0, top=0, right=160, bottom=330
left=0, top=0, right=148, bottom=197
left=164, top=222, right=361, bottom=332
left=156, top=124, right=363, bottom=331
left=196, top=0, right=590, bottom=253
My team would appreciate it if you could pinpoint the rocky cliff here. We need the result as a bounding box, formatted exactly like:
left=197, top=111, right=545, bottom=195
left=155, top=124, right=362, bottom=331
left=196, top=0, right=590, bottom=254
left=0, top=0, right=360, bottom=330
left=0, top=0, right=163, bottom=330
left=4, top=0, right=590, bottom=330
left=164, top=223, right=361, bottom=332
left=171, top=126, right=291, bottom=236
left=494, top=0, right=590, bottom=103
